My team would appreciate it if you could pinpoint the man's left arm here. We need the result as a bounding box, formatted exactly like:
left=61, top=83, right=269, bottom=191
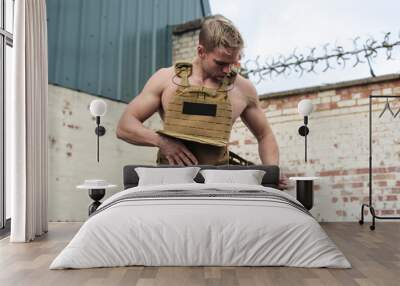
left=239, top=81, right=288, bottom=190
left=240, top=83, right=279, bottom=165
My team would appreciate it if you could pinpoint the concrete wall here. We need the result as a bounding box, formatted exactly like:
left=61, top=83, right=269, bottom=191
left=48, top=85, right=162, bottom=221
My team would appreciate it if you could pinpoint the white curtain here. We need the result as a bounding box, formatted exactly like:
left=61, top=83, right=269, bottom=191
left=8, top=0, right=48, bottom=242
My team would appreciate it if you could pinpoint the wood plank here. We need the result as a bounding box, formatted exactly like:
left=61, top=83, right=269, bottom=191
left=0, top=222, right=399, bottom=286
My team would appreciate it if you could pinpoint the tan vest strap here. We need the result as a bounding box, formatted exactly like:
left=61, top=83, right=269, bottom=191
left=180, top=86, right=218, bottom=97
left=175, top=62, right=192, bottom=87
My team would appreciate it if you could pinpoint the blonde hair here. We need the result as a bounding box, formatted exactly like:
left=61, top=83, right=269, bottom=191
left=199, top=15, right=244, bottom=52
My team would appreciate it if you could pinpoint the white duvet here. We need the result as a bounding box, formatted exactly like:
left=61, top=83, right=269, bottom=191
left=50, top=183, right=351, bottom=269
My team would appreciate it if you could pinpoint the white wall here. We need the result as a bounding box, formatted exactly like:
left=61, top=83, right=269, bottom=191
left=48, top=85, right=162, bottom=221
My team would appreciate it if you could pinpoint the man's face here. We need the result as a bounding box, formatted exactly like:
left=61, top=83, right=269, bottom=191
left=198, top=46, right=241, bottom=82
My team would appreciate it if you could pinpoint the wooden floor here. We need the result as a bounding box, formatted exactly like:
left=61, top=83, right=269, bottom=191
left=0, top=222, right=399, bottom=286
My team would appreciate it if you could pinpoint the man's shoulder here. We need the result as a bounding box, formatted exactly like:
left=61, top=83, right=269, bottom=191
left=148, top=67, right=175, bottom=87
left=234, top=74, right=257, bottom=96
left=154, top=66, right=175, bottom=78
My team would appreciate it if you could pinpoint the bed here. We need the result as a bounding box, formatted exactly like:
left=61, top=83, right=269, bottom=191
left=50, top=165, right=351, bottom=269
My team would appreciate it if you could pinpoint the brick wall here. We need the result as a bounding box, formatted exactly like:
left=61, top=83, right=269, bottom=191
left=171, top=17, right=205, bottom=63
left=230, top=77, right=400, bottom=222
left=172, top=30, right=199, bottom=63
left=172, top=19, right=400, bottom=222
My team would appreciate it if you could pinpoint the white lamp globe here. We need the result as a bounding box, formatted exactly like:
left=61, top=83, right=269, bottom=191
left=298, top=99, right=314, bottom=116
left=89, top=99, right=107, bottom=117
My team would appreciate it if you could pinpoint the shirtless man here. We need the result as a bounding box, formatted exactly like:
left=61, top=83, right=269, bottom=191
left=116, top=15, right=288, bottom=189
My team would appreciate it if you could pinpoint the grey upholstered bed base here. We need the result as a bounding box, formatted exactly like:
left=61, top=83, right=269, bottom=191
left=123, top=165, right=280, bottom=190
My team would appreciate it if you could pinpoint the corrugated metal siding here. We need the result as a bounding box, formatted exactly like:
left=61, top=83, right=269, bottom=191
left=47, top=0, right=211, bottom=103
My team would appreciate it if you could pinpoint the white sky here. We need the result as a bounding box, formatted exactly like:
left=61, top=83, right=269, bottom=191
left=209, top=0, right=400, bottom=94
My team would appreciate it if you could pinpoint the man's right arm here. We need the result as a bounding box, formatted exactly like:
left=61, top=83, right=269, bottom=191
left=116, top=68, right=198, bottom=165
left=116, top=68, right=168, bottom=147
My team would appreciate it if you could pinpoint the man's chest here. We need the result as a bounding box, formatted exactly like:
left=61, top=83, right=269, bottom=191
left=160, top=84, right=247, bottom=121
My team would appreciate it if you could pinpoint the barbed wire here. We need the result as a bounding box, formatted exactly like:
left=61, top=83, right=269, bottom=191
left=241, top=31, right=400, bottom=83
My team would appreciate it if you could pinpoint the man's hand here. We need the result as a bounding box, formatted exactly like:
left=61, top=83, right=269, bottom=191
left=278, top=174, right=289, bottom=190
left=158, top=135, right=198, bottom=166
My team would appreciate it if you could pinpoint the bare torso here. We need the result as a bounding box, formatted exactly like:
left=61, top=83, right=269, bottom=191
left=116, top=58, right=279, bottom=168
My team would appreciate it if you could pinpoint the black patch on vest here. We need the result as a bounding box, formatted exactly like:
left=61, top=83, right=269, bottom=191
left=182, top=102, right=217, bottom=116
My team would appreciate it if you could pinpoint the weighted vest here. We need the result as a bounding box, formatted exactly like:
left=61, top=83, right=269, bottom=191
left=158, top=61, right=236, bottom=148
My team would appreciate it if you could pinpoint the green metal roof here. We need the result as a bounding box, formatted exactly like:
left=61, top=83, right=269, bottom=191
left=47, top=0, right=211, bottom=103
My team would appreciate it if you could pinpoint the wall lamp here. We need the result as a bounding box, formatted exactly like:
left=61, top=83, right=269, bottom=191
left=297, top=99, right=314, bottom=163
left=89, top=99, right=107, bottom=162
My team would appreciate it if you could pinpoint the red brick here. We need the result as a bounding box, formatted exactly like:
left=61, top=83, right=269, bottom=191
left=336, top=89, right=349, bottom=96
left=371, top=99, right=380, bottom=105
left=316, top=103, right=331, bottom=110
left=319, top=170, right=348, bottom=177
left=282, top=101, right=298, bottom=109
left=317, top=102, right=339, bottom=110
left=336, top=210, right=347, bottom=216
left=352, top=182, right=363, bottom=188
left=373, top=174, right=391, bottom=180
left=333, top=183, right=344, bottom=189
left=369, top=83, right=381, bottom=90
left=340, top=93, right=353, bottom=100
left=375, top=181, right=387, bottom=187
left=391, top=188, right=400, bottom=194
left=329, top=102, right=338, bottom=109
left=305, top=93, right=318, bottom=99
left=373, top=167, right=388, bottom=173
left=381, top=210, right=395, bottom=215
left=354, top=87, right=367, bottom=93
left=386, top=195, right=397, bottom=201
left=355, top=168, right=369, bottom=174
left=350, top=196, right=359, bottom=202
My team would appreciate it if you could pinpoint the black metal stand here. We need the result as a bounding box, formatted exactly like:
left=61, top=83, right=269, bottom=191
left=359, top=95, right=400, bottom=230
left=88, top=188, right=105, bottom=215
left=298, top=116, right=310, bottom=163
left=94, top=116, right=106, bottom=163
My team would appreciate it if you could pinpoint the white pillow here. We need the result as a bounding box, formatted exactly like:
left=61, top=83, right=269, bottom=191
left=135, top=167, right=200, bottom=186
left=200, top=169, right=266, bottom=185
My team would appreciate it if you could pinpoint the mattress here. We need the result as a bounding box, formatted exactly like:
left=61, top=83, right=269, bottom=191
left=50, top=183, right=351, bottom=269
